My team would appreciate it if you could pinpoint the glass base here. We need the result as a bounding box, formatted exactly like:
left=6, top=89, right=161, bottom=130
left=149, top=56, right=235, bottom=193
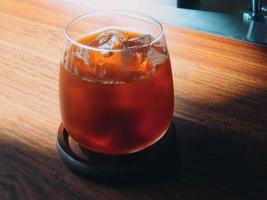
left=56, top=121, right=178, bottom=182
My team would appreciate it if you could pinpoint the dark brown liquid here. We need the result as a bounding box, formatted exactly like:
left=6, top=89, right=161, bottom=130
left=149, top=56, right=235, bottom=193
left=59, top=30, right=174, bottom=155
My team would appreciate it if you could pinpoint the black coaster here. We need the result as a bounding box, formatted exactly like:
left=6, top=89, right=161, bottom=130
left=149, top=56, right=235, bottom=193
left=56, top=122, right=178, bottom=182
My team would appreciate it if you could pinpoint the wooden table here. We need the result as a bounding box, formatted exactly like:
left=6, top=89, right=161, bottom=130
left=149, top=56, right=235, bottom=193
left=1, top=0, right=267, bottom=199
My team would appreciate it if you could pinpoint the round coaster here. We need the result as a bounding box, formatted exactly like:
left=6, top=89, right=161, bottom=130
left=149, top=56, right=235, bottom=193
left=56, top=122, right=178, bottom=181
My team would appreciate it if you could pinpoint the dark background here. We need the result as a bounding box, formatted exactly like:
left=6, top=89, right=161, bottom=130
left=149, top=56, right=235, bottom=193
left=177, top=0, right=267, bottom=13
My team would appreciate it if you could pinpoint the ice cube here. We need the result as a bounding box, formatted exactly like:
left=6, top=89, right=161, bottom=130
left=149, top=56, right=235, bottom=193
left=89, top=34, right=112, bottom=47
left=122, top=34, right=152, bottom=48
left=127, top=40, right=168, bottom=75
left=147, top=42, right=168, bottom=67
left=89, top=29, right=129, bottom=50
left=120, top=34, right=153, bottom=73
left=152, top=41, right=167, bottom=54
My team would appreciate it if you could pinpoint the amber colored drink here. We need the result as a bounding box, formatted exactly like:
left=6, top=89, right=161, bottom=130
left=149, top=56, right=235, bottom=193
left=59, top=29, right=174, bottom=155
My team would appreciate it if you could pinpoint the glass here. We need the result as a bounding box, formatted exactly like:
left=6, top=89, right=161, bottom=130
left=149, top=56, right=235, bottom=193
left=59, top=11, right=174, bottom=155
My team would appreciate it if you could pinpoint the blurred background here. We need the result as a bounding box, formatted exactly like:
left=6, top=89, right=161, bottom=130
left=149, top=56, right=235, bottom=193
left=64, top=0, right=267, bottom=45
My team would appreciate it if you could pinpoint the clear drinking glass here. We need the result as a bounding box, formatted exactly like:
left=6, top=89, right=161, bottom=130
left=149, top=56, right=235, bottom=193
left=59, top=11, right=174, bottom=155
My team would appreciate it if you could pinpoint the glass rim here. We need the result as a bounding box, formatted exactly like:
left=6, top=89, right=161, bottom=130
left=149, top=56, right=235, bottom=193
left=64, top=10, right=164, bottom=52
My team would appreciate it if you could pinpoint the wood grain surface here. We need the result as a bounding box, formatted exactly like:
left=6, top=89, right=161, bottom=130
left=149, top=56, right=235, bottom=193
left=0, top=0, right=267, bottom=199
